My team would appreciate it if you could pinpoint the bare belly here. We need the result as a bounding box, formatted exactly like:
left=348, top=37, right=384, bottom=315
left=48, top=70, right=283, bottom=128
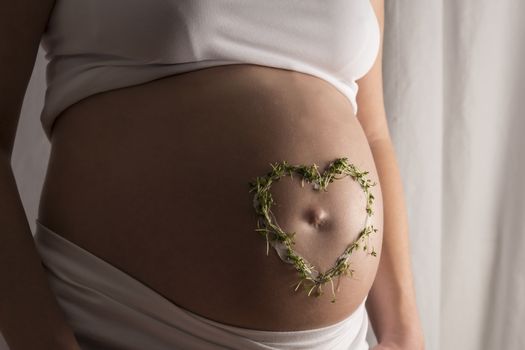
left=37, top=63, right=384, bottom=331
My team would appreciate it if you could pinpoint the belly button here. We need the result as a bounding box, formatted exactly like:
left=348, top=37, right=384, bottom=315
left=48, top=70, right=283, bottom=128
left=303, top=207, right=329, bottom=230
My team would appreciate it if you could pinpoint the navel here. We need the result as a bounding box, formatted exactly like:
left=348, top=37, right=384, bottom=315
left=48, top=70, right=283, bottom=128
left=302, top=206, right=330, bottom=230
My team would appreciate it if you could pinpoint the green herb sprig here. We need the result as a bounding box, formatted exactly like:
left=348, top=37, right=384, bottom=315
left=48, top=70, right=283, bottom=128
left=248, top=157, right=378, bottom=303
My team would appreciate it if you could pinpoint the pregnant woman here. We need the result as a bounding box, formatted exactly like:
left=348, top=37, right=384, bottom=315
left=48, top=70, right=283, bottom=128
left=1, top=0, right=424, bottom=349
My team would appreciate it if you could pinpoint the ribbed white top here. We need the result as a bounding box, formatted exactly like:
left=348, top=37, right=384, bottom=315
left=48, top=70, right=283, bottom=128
left=40, top=0, right=380, bottom=141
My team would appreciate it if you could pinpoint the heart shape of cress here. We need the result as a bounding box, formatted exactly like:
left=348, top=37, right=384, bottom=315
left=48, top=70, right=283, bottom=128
left=248, top=157, right=378, bottom=303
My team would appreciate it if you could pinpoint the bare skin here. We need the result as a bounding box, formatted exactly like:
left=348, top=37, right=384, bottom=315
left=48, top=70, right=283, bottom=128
left=38, top=63, right=384, bottom=331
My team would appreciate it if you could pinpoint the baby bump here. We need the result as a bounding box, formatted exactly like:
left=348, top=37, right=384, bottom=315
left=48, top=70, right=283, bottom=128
left=173, top=125, right=382, bottom=331
left=41, top=65, right=384, bottom=331
left=181, top=116, right=384, bottom=330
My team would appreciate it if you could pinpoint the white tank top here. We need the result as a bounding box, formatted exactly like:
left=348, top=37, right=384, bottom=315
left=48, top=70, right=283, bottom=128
left=40, top=0, right=380, bottom=141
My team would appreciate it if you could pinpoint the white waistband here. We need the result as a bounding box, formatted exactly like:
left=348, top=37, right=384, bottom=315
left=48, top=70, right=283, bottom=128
left=34, top=219, right=370, bottom=350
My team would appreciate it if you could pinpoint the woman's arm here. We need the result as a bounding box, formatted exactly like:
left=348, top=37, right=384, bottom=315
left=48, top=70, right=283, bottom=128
left=355, top=1, right=425, bottom=348
left=0, top=1, right=81, bottom=349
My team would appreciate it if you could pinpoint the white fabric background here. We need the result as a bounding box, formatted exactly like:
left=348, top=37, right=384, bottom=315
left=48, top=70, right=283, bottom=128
left=1, top=1, right=524, bottom=349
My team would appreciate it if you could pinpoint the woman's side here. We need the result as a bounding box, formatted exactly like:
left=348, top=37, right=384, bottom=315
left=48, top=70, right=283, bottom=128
left=0, top=1, right=82, bottom=349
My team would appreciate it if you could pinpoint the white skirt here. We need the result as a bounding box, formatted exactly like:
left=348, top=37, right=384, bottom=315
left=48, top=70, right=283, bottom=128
left=34, top=219, right=370, bottom=350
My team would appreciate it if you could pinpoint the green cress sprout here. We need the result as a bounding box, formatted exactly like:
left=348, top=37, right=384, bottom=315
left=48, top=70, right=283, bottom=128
left=248, top=157, right=378, bottom=303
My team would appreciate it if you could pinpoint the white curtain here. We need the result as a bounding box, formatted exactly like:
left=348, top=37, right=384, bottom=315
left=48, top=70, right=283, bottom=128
left=441, top=1, right=525, bottom=349
left=374, top=1, right=525, bottom=349
left=2, top=1, right=524, bottom=349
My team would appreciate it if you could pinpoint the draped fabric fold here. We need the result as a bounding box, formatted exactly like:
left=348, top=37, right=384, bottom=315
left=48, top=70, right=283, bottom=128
left=33, top=219, right=370, bottom=350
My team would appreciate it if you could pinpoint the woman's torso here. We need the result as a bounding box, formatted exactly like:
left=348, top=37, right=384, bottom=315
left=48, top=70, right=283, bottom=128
left=36, top=0, right=384, bottom=331
left=37, top=64, right=383, bottom=331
